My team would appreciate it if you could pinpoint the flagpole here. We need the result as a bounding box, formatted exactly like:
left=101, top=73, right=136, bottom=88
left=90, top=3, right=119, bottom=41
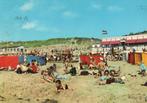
left=102, top=30, right=108, bottom=55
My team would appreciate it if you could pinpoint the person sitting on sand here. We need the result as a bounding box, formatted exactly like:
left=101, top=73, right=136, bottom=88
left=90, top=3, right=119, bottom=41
left=141, top=81, right=147, bottom=86
left=110, top=69, right=120, bottom=77
left=39, top=64, right=56, bottom=82
left=139, top=62, right=147, bottom=76
left=47, top=66, right=54, bottom=76
left=0, top=67, right=5, bottom=71
left=97, top=61, right=106, bottom=72
left=104, top=65, right=121, bottom=76
left=41, top=70, right=54, bottom=82
left=67, top=65, right=77, bottom=76
left=28, top=62, right=39, bottom=73
left=52, top=64, right=57, bottom=72
left=89, top=63, right=95, bottom=69
left=106, top=70, right=115, bottom=84
left=15, top=63, right=22, bottom=74
left=46, top=64, right=71, bottom=80
left=98, top=69, right=125, bottom=85
left=15, top=64, right=29, bottom=74
left=64, top=62, right=69, bottom=73
left=88, top=53, right=95, bottom=69
left=106, top=68, right=125, bottom=84
left=99, top=70, right=110, bottom=85
left=33, top=60, right=38, bottom=66
left=79, top=69, right=93, bottom=76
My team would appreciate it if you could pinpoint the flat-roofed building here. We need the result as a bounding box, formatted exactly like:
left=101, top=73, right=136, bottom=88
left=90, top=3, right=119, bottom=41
left=101, top=34, right=147, bottom=52
left=0, top=46, right=26, bottom=55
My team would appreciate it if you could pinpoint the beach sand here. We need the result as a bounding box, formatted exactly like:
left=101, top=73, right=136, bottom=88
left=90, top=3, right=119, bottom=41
left=0, top=61, right=147, bottom=103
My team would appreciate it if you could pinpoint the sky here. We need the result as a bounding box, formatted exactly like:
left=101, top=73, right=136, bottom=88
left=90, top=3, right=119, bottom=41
left=0, top=0, right=147, bottom=41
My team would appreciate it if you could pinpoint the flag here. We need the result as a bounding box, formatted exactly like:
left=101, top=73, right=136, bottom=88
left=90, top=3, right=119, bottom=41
left=102, top=30, right=108, bottom=34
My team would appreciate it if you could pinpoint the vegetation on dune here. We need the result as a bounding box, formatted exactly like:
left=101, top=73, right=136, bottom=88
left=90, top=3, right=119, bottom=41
left=125, top=30, right=147, bottom=36
left=0, top=37, right=101, bottom=48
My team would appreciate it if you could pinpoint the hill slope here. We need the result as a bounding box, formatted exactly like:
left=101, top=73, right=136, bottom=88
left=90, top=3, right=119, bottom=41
left=0, top=37, right=101, bottom=48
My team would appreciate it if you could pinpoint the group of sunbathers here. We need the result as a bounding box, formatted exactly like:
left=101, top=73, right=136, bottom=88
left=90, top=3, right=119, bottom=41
left=15, top=60, right=39, bottom=74
left=97, top=69, right=125, bottom=85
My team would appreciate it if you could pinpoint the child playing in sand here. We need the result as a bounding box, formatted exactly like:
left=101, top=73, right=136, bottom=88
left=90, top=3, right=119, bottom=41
left=55, top=80, right=70, bottom=93
left=55, top=80, right=65, bottom=93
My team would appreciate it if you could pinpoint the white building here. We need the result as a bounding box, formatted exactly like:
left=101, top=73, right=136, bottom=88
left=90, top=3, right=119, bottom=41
left=0, top=46, right=26, bottom=54
left=101, top=34, right=147, bottom=52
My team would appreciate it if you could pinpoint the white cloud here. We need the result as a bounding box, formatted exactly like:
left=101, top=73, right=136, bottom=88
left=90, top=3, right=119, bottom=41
left=20, top=0, right=34, bottom=12
left=21, top=21, right=60, bottom=33
left=63, top=11, right=78, bottom=18
left=22, top=21, right=37, bottom=30
left=92, top=4, right=102, bottom=10
left=107, top=6, right=124, bottom=12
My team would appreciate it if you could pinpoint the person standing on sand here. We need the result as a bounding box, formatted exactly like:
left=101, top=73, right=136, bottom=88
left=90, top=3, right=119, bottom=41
left=139, top=62, right=147, bottom=76
left=64, top=62, right=69, bottom=73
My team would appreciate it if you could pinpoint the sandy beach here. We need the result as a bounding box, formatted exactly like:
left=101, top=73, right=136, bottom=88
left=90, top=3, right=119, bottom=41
left=0, top=61, right=147, bottom=103
left=0, top=0, right=147, bottom=102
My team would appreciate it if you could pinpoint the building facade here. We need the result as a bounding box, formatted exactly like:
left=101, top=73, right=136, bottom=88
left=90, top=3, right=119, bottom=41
left=0, top=46, right=26, bottom=55
left=101, top=34, right=147, bottom=52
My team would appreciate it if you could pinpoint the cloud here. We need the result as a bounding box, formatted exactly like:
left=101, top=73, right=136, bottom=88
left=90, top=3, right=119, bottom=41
left=92, top=4, right=102, bottom=10
left=20, top=0, right=34, bottom=12
left=22, top=21, right=37, bottom=30
left=62, top=11, right=78, bottom=18
left=21, top=21, right=60, bottom=33
left=107, top=6, right=124, bottom=12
